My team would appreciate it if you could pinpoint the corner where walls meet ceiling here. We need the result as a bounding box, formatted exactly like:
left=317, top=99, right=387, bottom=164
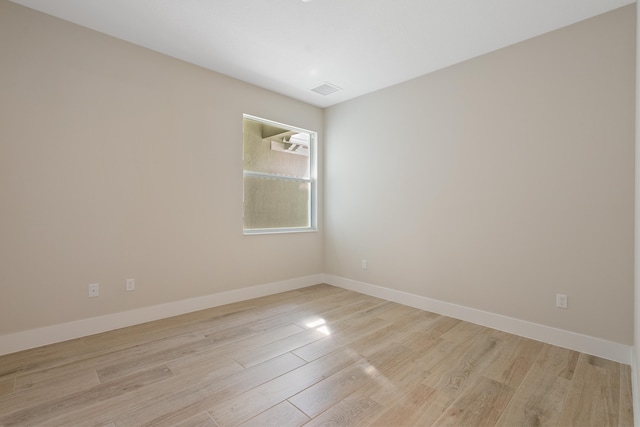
left=9, top=0, right=635, bottom=107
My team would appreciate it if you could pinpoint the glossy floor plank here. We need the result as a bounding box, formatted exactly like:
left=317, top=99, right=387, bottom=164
left=0, top=284, right=633, bottom=426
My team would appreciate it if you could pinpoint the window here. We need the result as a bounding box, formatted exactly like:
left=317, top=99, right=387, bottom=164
left=243, top=115, right=316, bottom=234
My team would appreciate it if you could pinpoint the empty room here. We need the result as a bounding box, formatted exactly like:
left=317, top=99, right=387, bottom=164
left=0, top=0, right=638, bottom=425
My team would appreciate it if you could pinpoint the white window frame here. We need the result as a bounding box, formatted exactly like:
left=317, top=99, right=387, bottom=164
left=242, top=114, right=317, bottom=235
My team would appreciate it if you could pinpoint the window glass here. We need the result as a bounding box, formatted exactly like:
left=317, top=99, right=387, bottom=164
left=243, top=115, right=316, bottom=234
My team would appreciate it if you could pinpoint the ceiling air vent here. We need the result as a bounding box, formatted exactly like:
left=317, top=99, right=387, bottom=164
left=311, top=82, right=341, bottom=96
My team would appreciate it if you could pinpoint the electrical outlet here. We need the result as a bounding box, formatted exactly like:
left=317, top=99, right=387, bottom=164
left=88, top=283, right=99, bottom=298
left=556, top=293, right=567, bottom=309
left=126, top=278, right=135, bottom=291
left=361, top=259, right=367, bottom=270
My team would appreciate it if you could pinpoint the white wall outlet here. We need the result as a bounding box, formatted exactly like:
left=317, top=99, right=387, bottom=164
left=361, top=259, right=367, bottom=270
left=556, top=293, right=568, bottom=309
left=126, top=278, right=135, bottom=291
left=88, top=283, right=99, bottom=298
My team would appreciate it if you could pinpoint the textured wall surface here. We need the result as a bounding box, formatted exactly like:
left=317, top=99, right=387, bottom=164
left=325, top=5, right=635, bottom=344
left=0, top=0, right=323, bottom=335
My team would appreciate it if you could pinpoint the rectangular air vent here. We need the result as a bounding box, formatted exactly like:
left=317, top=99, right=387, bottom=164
left=311, top=82, right=341, bottom=96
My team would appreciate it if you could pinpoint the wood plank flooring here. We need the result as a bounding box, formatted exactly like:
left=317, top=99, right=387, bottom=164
left=0, top=284, right=633, bottom=426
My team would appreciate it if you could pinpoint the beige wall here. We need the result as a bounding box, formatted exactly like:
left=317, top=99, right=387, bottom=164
left=0, top=0, right=323, bottom=335
left=325, top=5, right=635, bottom=344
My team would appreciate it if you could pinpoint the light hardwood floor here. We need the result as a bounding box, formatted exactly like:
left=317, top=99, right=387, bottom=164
left=0, top=284, right=633, bottom=426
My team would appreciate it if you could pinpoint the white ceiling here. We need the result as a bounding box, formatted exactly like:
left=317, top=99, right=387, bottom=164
left=10, top=0, right=635, bottom=108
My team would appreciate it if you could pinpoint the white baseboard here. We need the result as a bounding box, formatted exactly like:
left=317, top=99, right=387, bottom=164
left=325, top=275, right=633, bottom=365
left=632, top=349, right=640, bottom=427
left=0, top=274, right=323, bottom=356
left=2, top=274, right=633, bottom=366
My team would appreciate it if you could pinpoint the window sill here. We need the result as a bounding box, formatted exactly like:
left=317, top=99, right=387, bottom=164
left=243, top=227, right=318, bottom=235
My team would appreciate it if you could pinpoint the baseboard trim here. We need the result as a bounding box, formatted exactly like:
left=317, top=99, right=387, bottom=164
left=632, top=349, right=639, bottom=426
left=2, top=274, right=632, bottom=365
left=325, top=275, right=633, bottom=365
left=0, top=274, right=323, bottom=356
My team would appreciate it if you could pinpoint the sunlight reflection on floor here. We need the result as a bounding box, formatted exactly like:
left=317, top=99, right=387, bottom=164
left=305, top=318, right=331, bottom=335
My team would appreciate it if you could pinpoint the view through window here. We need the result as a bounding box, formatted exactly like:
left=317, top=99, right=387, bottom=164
left=242, top=115, right=316, bottom=234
